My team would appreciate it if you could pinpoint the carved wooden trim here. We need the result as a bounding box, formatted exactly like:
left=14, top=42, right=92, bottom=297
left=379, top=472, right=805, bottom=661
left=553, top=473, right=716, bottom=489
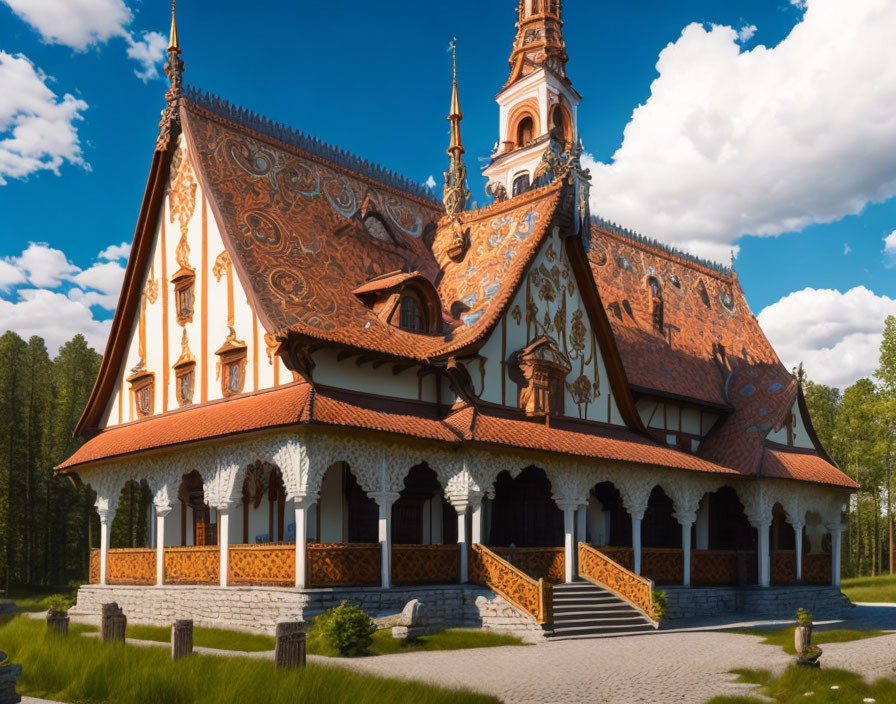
left=392, top=544, right=460, bottom=586
left=578, top=543, right=656, bottom=622
left=469, top=543, right=552, bottom=624
left=163, top=546, right=220, bottom=584
left=107, top=548, right=156, bottom=585
left=490, top=546, right=565, bottom=583
left=228, top=544, right=294, bottom=587
left=771, top=550, right=797, bottom=585
left=803, top=553, right=831, bottom=585
left=691, top=550, right=739, bottom=586
left=89, top=548, right=100, bottom=584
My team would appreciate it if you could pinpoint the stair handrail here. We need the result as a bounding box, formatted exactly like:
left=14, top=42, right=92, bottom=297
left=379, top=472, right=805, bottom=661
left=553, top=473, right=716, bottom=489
left=578, top=542, right=657, bottom=625
left=470, top=543, right=553, bottom=624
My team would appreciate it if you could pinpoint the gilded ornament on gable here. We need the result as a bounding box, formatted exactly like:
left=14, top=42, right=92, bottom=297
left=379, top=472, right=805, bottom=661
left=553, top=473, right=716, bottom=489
left=169, top=147, right=198, bottom=269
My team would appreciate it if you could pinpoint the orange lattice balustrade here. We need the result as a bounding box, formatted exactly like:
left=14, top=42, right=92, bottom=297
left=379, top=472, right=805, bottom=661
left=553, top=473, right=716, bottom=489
left=307, top=543, right=380, bottom=588
left=469, top=544, right=552, bottom=624
left=771, top=551, right=797, bottom=585
left=228, top=544, right=294, bottom=587
left=691, top=550, right=739, bottom=586
left=106, top=549, right=156, bottom=585
left=163, top=546, right=220, bottom=584
left=803, top=553, right=832, bottom=585
left=578, top=543, right=655, bottom=620
left=392, top=545, right=460, bottom=586
left=490, top=547, right=565, bottom=584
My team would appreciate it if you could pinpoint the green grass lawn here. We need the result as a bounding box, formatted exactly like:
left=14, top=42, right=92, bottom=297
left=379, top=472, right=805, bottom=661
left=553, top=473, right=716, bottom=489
left=123, top=622, right=525, bottom=656
left=726, top=625, right=885, bottom=655
left=706, top=666, right=896, bottom=703
left=0, top=616, right=496, bottom=704
left=841, top=572, right=896, bottom=603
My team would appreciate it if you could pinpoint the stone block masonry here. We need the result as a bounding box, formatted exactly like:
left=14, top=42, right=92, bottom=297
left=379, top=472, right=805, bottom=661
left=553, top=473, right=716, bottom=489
left=662, top=585, right=852, bottom=621
left=71, top=584, right=539, bottom=636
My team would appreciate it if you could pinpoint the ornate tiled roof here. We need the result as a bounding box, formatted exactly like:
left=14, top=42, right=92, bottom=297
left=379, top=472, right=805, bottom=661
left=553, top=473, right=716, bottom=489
left=184, top=87, right=438, bottom=203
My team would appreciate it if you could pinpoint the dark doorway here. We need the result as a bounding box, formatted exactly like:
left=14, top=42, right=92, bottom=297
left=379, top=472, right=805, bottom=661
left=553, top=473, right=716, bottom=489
left=708, top=487, right=755, bottom=551
left=592, top=482, right=632, bottom=546
left=344, top=466, right=378, bottom=543
left=642, top=486, right=681, bottom=549
left=392, top=464, right=456, bottom=544
left=489, top=466, right=563, bottom=547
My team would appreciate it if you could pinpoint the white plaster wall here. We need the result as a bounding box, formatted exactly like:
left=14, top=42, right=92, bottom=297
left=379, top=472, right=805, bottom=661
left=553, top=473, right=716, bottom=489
left=312, top=349, right=434, bottom=402
left=246, top=504, right=269, bottom=544
left=767, top=399, right=816, bottom=450
left=474, top=228, right=623, bottom=425
left=103, top=133, right=292, bottom=429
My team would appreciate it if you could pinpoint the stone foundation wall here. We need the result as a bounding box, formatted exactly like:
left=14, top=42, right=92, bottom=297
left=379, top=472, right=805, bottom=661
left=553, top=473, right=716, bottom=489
left=662, top=585, right=852, bottom=621
left=70, top=585, right=309, bottom=634
left=71, top=584, right=540, bottom=636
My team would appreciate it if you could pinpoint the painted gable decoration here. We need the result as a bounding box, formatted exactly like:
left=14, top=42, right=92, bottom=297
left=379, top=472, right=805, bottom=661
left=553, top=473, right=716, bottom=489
left=514, top=336, right=571, bottom=419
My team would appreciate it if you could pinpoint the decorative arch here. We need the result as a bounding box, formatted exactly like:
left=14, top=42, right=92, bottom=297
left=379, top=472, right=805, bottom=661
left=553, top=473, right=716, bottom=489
left=507, top=100, right=541, bottom=148
left=549, top=100, right=573, bottom=144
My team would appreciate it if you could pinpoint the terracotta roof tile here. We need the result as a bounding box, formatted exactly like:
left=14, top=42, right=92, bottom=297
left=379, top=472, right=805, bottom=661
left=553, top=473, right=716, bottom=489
left=761, top=444, right=858, bottom=489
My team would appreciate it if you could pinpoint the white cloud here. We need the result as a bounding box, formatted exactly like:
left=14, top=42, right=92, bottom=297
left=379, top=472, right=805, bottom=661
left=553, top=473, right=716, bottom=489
left=98, top=242, right=131, bottom=261
left=1, top=0, right=166, bottom=81
left=791, top=0, right=809, bottom=9
left=843, top=242, right=851, bottom=255
left=125, top=31, right=168, bottom=82
left=11, top=242, right=79, bottom=288
left=425, top=175, right=437, bottom=190
left=0, top=288, right=111, bottom=354
left=884, top=230, right=896, bottom=267
left=0, top=52, right=88, bottom=185
left=737, top=24, right=757, bottom=43
left=1, top=0, right=132, bottom=50
left=758, top=286, right=896, bottom=389
left=585, top=0, right=896, bottom=263
left=0, top=240, right=130, bottom=355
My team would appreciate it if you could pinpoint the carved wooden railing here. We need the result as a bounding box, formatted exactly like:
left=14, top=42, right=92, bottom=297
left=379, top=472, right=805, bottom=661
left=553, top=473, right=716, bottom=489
left=106, top=548, right=156, bottom=585
left=469, top=544, right=552, bottom=624
left=803, top=553, right=832, bottom=585
left=163, top=546, right=220, bottom=585
left=596, top=546, right=634, bottom=571
left=89, top=548, right=100, bottom=584
left=392, top=545, right=460, bottom=585
left=307, top=543, right=380, bottom=588
left=578, top=543, right=655, bottom=622
left=228, top=544, right=294, bottom=587
left=642, top=547, right=684, bottom=585
left=771, top=550, right=797, bottom=585
left=491, top=547, right=565, bottom=583
left=691, top=550, right=739, bottom=586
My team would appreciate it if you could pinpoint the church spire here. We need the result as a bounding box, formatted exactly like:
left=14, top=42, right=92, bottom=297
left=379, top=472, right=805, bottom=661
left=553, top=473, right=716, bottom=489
left=506, top=0, right=568, bottom=88
left=156, top=0, right=185, bottom=153
left=443, top=39, right=470, bottom=220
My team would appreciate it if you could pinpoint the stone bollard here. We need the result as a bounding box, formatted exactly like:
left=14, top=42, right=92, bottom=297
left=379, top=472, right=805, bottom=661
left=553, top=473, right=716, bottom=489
left=274, top=621, right=307, bottom=670
left=46, top=610, right=70, bottom=636
left=171, top=620, right=193, bottom=661
left=0, top=651, right=22, bottom=704
left=101, top=603, right=127, bottom=643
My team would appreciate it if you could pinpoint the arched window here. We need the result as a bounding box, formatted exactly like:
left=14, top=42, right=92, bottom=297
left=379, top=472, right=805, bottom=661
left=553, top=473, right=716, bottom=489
left=648, top=277, right=663, bottom=333
left=551, top=105, right=568, bottom=143
left=516, top=116, right=534, bottom=147
left=512, top=173, right=531, bottom=196
left=399, top=296, right=424, bottom=333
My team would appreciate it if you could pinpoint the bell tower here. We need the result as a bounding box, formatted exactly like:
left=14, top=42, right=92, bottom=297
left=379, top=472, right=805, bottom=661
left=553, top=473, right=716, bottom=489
left=482, top=0, right=581, bottom=199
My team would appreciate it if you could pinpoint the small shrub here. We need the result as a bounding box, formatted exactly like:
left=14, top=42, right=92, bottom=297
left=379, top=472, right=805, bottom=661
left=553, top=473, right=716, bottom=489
left=651, top=590, right=668, bottom=622
left=796, top=607, right=813, bottom=628
left=315, top=601, right=376, bottom=657
left=44, top=594, right=72, bottom=615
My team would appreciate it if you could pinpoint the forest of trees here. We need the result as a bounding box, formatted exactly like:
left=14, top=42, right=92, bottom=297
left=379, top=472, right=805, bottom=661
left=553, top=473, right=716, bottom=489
left=0, top=316, right=893, bottom=589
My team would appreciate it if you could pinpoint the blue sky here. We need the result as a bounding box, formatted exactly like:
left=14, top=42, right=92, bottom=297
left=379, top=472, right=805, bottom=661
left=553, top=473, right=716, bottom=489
left=0, top=0, right=895, bottom=389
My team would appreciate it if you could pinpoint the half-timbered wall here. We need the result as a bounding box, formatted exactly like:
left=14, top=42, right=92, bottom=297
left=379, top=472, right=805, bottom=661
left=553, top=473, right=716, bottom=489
left=102, top=135, right=293, bottom=429
left=636, top=398, right=720, bottom=447
left=474, top=227, right=625, bottom=425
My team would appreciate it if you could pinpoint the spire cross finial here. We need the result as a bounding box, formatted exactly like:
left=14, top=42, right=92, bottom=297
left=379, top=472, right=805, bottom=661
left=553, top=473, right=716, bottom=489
left=443, top=38, right=471, bottom=253
left=156, top=0, right=184, bottom=152
left=169, top=0, right=180, bottom=53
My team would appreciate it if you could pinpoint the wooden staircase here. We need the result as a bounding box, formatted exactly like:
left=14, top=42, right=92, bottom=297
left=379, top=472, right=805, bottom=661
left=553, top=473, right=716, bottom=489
left=545, top=581, right=656, bottom=639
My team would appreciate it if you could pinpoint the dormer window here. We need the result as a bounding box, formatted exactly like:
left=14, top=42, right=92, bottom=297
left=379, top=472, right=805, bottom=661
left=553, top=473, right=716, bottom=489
left=647, top=277, right=663, bottom=333
left=399, top=296, right=424, bottom=333
left=353, top=272, right=442, bottom=335
left=512, top=173, right=531, bottom=196
left=515, top=337, right=572, bottom=420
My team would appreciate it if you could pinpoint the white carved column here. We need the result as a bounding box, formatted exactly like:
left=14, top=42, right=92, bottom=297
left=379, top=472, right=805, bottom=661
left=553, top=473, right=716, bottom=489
left=94, top=488, right=119, bottom=587
left=293, top=495, right=316, bottom=589
left=670, top=487, right=702, bottom=589
left=456, top=503, right=469, bottom=583
left=154, top=504, right=171, bottom=586
left=372, top=492, right=399, bottom=588
left=632, top=514, right=643, bottom=575
left=681, top=521, right=693, bottom=587
left=617, top=478, right=651, bottom=577
left=576, top=502, right=588, bottom=545
left=471, top=501, right=483, bottom=545
left=757, top=519, right=772, bottom=587
left=217, top=506, right=231, bottom=588
left=743, top=484, right=773, bottom=587
left=205, top=456, right=243, bottom=590
left=556, top=499, right=580, bottom=583
left=829, top=522, right=844, bottom=587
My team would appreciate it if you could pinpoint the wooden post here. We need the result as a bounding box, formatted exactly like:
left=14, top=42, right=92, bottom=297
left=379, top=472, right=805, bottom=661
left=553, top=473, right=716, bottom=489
left=101, top=603, right=127, bottom=643
left=46, top=611, right=69, bottom=636
left=275, top=621, right=307, bottom=669
left=0, top=650, right=22, bottom=704
left=171, top=620, right=193, bottom=660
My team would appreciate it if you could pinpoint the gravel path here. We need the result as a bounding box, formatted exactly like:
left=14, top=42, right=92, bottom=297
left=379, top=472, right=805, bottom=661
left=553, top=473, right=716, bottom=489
left=332, top=631, right=792, bottom=704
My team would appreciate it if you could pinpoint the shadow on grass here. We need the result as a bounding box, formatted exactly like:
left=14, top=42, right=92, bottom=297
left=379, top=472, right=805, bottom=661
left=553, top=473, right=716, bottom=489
left=1, top=616, right=497, bottom=704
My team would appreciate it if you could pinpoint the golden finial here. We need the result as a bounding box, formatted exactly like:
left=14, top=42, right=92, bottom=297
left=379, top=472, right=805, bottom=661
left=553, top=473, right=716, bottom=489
left=448, top=38, right=463, bottom=154
left=169, top=0, right=180, bottom=53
